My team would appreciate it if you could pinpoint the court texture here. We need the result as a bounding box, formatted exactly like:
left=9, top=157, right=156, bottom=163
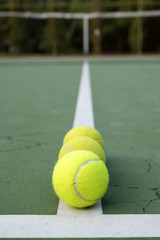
left=0, top=56, right=160, bottom=239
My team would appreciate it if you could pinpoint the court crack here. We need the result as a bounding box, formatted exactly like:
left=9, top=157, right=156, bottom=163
left=0, top=134, right=46, bottom=153
left=145, top=159, right=151, bottom=173
left=142, top=188, right=160, bottom=213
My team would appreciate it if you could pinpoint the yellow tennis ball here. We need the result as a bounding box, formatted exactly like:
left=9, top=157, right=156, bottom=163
left=59, top=136, right=106, bottom=163
left=52, top=150, right=109, bottom=208
left=63, top=126, right=104, bottom=149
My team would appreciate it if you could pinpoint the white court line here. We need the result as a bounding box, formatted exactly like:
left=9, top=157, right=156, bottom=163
left=57, top=60, right=103, bottom=216
left=1, top=61, right=160, bottom=238
left=73, top=60, right=94, bottom=128
left=1, top=214, right=160, bottom=238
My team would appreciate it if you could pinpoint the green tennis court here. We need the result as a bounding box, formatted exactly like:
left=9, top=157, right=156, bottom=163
left=0, top=57, right=160, bottom=239
left=0, top=60, right=82, bottom=214
left=91, top=58, right=160, bottom=214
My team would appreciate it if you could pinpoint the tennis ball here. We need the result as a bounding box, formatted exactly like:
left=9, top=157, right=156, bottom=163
left=59, top=136, right=106, bottom=163
left=63, top=126, right=104, bottom=148
left=52, top=150, right=109, bottom=208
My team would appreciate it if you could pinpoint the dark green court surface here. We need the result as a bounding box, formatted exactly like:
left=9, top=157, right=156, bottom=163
left=0, top=57, right=160, bottom=217
left=91, top=58, right=160, bottom=214
left=0, top=60, right=82, bottom=214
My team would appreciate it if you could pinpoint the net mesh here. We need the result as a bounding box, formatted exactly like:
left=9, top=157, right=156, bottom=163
left=0, top=10, right=160, bottom=54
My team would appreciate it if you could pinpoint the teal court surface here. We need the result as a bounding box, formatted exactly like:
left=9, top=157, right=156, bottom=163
left=0, top=56, right=160, bottom=239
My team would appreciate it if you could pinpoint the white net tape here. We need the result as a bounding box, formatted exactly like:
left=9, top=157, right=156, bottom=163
left=0, top=10, right=160, bottom=19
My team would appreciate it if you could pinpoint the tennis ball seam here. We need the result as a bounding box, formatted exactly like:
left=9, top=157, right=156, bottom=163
left=65, top=143, right=74, bottom=151
left=74, top=159, right=101, bottom=202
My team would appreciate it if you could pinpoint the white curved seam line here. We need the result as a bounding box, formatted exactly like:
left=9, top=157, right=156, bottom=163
left=65, top=143, right=74, bottom=151
left=74, top=159, right=101, bottom=202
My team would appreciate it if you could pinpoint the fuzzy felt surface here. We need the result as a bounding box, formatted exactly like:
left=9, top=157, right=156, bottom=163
left=58, top=136, right=106, bottom=162
left=63, top=126, right=104, bottom=148
left=52, top=150, right=109, bottom=208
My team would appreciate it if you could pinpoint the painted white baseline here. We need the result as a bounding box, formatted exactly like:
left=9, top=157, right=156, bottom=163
left=1, top=214, right=160, bottom=238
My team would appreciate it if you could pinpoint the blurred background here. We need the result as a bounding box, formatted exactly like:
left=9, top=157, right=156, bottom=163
left=0, top=0, right=160, bottom=56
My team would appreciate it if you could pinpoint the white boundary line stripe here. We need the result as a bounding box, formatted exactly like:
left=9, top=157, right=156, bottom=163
left=73, top=60, right=94, bottom=128
left=1, top=214, right=160, bottom=238
left=57, top=60, right=102, bottom=216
